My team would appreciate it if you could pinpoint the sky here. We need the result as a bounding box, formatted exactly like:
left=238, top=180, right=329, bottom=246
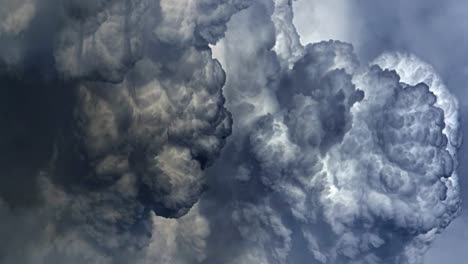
left=293, top=0, right=468, bottom=262
left=0, top=0, right=466, bottom=263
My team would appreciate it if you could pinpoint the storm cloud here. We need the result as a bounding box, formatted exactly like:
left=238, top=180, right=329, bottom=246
left=0, top=0, right=462, bottom=264
left=0, top=0, right=245, bottom=262
left=204, top=1, right=461, bottom=263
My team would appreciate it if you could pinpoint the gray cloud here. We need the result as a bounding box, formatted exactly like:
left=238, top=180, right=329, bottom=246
left=0, top=0, right=247, bottom=262
left=292, top=1, right=468, bottom=261
left=0, top=0, right=462, bottom=263
left=201, top=1, right=461, bottom=263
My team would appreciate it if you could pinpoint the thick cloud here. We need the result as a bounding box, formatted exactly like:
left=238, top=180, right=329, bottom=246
left=201, top=1, right=461, bottom=263
left=0, top=0, right=247, bottom=262
left=293, top=2, right=468, bottom=262
left=208, top=47, right=459, bottom=263
left=0, top=0, right=462, bottom=263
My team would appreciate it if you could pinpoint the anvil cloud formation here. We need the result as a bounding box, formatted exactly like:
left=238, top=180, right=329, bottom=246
left=0, top=0, right=462, bottom=264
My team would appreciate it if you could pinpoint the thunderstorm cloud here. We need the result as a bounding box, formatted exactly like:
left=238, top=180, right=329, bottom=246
left=0, top=0, right=462, bottom=264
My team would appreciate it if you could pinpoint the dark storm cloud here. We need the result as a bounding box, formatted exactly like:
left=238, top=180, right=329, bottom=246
left=0, top=0, right=463, bottom=263
left=0, top=0, right=249, bottom=262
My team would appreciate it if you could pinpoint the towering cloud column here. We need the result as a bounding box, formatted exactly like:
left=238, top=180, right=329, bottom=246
left=0, top=0, right=249, bottom=262
left=204, top=1, right=462, bottom=263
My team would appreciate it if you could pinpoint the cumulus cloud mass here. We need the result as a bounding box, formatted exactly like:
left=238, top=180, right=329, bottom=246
left=0, top=0, right=462, bottom=264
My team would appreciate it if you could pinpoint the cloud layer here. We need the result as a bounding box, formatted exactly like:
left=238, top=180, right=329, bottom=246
left=0, top=0, right=461, bottom=263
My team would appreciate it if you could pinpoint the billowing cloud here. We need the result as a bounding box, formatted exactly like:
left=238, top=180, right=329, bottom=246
left=202, top=1, right=461, bottom=263
left=0, top=0, right=247, bottom=262
left=0, top=0, right=462, bottom=263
